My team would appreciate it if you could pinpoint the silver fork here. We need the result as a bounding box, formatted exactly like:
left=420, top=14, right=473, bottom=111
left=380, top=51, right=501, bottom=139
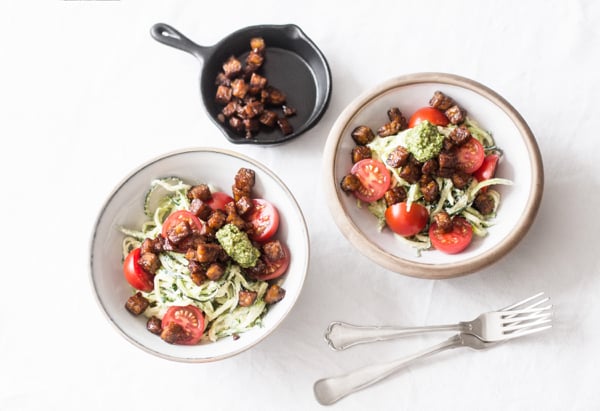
left=325, top=292, right=552, bottom=350
left=314, top=333, right=496, bottom=405
left=315, top=312, right=553, bottom=406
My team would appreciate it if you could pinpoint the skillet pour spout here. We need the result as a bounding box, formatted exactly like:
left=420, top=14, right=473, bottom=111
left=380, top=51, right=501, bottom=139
left=151, top=23, right=332, bottom=145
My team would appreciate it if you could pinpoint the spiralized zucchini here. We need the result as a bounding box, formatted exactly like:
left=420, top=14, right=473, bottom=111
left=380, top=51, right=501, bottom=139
left=120, top=178, right=271, bottom=342
left=363, top=114, right=512, bottom=255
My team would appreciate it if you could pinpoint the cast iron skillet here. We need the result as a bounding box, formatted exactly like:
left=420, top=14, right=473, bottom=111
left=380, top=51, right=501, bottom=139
left=151, top=23, right=332, bottom=145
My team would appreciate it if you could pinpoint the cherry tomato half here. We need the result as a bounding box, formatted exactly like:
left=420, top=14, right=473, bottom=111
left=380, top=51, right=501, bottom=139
left=408, top=107, right=449, bottom=128
left=247, top=199, right=280, bottom=242
left=385, top=202, right=429, bottom=237
left=254, top=243, right=291, bottom=281
left=456, top=137, right=485, bottom=174
left=206, top=192, right=234, bottom=211
left=161, top=210, right=203, bottom=239
left=161, top=305, right=205, bottom=345
left=123, top=248, right=154, bottom=292
left=350, top=159, right=391, bottom=203
left=429, top=216, right=473, bottom=254
left=473, top=154, right=499, bottom=182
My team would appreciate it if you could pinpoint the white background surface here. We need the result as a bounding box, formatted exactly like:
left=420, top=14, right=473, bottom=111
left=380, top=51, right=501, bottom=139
left=1, top=1, right=599, bottom=410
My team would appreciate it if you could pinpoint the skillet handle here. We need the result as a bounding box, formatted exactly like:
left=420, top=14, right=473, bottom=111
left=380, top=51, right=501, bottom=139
left=150, top=23, right=209, bottom=60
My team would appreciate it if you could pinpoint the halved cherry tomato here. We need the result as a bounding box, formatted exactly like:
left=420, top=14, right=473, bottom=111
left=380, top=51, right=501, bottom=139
left=247, top=199, right=280, bottom=242
left=161, top=210, right=203, bottom=239
left=429, top=216, right=473, bottom=254
left=473, top=153, right=499, bottom=182
left=161, top=305, right=205, bottom=345
left=123, top=248, right=154, bottom=292
left=456, top=137, right=485, bottom=174
left=206, top=192, right=234, bottom=211
left=350, top=159, right=391, bottom=203
left=408, top=107, right=449, bottom=128
left=254, top=244, right=291, bottom=281
left=385, top=202, right=429, bottom=237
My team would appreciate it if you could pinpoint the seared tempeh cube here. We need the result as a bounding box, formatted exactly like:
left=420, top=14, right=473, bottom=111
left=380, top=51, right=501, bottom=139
left=189, top=198, right=212, bottom=220
left=351, top=125, right=375, bottom=145
left=264, top=284, right=286, bottom=304
left=265, top=86, right=286, bottom=105
left=445, top=105, right=466, bottom=125
left=384, top=186, right=407, bottom=206
left=433, top=211, right=453, bottom=233
left=245, top=50, right=264, bottom=71
left=449, top=125, right=471, bottom=145
left=249, top=72, right=267, bottom=94
left=235, top=196, right=254, bottom=216
left=238, top=290, right=258, bottom=307
left=160, top=322, right=189, bottom=344
left=223, top=56, right=242, bottom=78
left=429, top=91, right=454, bottom=111
left=387, top=107, right=408, bottom=130
left=351, top=145, right=372, bottom=163
left=141, top=237, right=162, bottom=254
left=262, top=240, right=285, bottom=261
left=250, top=37, right=266, bottom=53
left=229, top=116, right=244, bottom=133
left=231, top=78, right=249, bottom=99
left=196, top=243, right=223, bottom=263
left=207, top=209, right=227, bottom=230
left=188, top=184, right=212, bottom=201
left=377, top=121, right=402, bottom=137
left=146, top=316, right=163, bottom=335
left=473, top=192, right=495, bottom=215
left=206, top=263, right=225, bottom=281
left=215, top=85, right=232, bottom=105
left=386, top=146, right=410, bottom=168
left=282, top=105, right=297, bottom=117
left=125, top=292, right=149, bottom=316
left=138, top=252, right=160, bottom=274
left=340, top=174, right=361, bottom=192
left=259, top=110, right=278, bottom=127
left=166, top=221, right=192, bottom=244
left=277, top=118, right=293, bottom=135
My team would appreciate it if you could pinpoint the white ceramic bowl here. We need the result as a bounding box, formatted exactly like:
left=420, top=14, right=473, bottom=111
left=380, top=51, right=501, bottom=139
left=90, top=148, right=309, bottom=362
left=323, top=73, right=543, bottom=279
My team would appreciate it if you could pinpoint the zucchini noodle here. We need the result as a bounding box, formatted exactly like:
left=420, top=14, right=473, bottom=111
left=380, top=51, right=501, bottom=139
left=361, top=108, right=513, bottom=254
left=120, top=178, right=271, bottom=342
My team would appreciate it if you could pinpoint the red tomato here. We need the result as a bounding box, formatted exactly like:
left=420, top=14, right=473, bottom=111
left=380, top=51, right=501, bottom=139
left=161, top=210, right=203, bottom=239
left=247, top=199, right=280, bottom=242
left=161, top=305, right=205, bottom=345
left=473, top=154, right=499, bottom=182
left=254, top=244, right=291, bottom=281
left=429, top=216, right=473, bottom=254
left=350, top=159, right=391, bottom=203
left=408, top=107, right=449, bottom=128
left=385, top=202, right=429, bottom=237
left=123, top=248, right=154, bottom=292
left=206, top=191, right=234, bottom=211
left=456, top=138, right=485, bottom=174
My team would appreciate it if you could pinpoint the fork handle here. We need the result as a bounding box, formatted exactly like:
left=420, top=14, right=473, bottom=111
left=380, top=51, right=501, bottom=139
left=325, top=321, right=461, bottom=351
left=314, top=335, right=462, bottom=405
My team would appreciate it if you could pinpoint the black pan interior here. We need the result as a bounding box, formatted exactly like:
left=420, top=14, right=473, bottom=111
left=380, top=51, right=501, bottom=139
left=200, top=25, right=331, bottom=145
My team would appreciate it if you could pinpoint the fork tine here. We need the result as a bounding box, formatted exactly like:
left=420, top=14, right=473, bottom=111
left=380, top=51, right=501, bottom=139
left=501, top=305, right=553, bottom=318
left=500, top=292, right=546, bottom=311
left=503, top=317, right=553, bottom=332
left=502, top=311, right=553, bottom=325
left=502, top=324, right=553, bottom=340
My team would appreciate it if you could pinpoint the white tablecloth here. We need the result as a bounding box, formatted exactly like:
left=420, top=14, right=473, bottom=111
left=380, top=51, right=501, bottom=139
left=2, top=1, right=599, bottom=410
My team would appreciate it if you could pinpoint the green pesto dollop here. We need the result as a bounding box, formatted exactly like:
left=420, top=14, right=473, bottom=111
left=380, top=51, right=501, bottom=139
left=215, top=224, right=260, bottom=268
left=404, top=120, right=444, bottom=162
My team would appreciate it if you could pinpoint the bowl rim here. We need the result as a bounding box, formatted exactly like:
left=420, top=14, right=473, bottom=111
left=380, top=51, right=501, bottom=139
left=89, top=147, right=310, bottom=362
left=323, top=72, right=544, bottom=279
